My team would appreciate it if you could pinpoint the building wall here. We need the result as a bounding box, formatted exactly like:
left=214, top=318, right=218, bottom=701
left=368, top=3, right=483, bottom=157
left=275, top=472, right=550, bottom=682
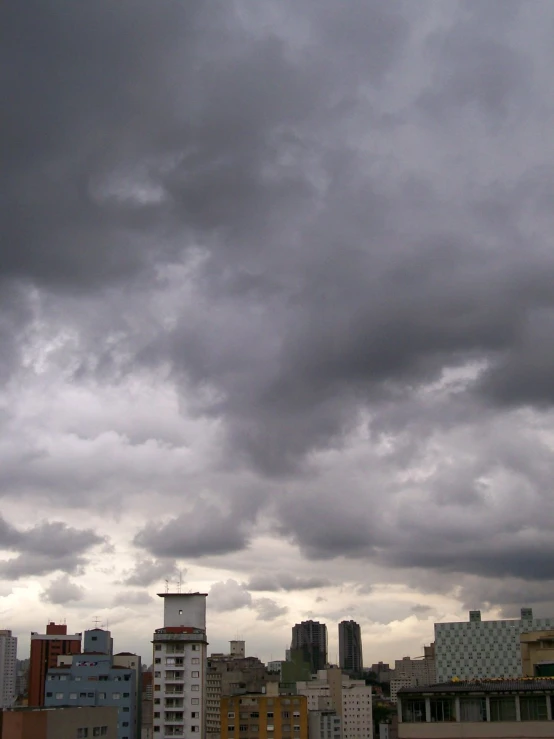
left=221, top=693, right=308, bottom=739
left=399, top=723, right=554, bottom=738
left=1, top=706, right=118, bottom=739
left=341, top=683, right=372, bottom=739
left=308, top=710, right=341, bottom=739
left=0, top=630, right=17, bottom=708
left=28, top=624, right=81, bottom=707
left=435, top=609, right=554, bottom=682
left=1, top=710, right=47, bottom=739
left=521, top=631, right=554, bottom=677
left=44, top=648, right=136, bottom=739
left=162, top=593, right=207, bottom=631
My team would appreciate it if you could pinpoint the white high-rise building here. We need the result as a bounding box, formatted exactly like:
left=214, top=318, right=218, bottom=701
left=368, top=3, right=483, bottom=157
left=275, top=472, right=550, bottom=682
left=0, top=629, right=17, bottom=708
left=153, top=593, right=208, bottom=739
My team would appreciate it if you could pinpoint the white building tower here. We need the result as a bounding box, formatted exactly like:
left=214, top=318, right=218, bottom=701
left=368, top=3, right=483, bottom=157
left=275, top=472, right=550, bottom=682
left=0, top=630, right=17, bottom=708
left=153, top=593, right=208, bottom=739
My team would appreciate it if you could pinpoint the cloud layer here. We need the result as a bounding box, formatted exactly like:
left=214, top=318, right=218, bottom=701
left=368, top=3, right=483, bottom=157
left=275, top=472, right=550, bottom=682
left=2, top=0, right=554, bottom=662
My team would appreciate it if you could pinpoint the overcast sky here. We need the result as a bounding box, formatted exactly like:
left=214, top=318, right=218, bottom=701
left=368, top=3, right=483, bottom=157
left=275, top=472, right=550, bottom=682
left=3, top=0, right=554, bottom=666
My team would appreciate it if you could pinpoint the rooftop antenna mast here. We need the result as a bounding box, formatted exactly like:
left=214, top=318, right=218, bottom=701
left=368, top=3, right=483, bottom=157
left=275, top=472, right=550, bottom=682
left=93, top=616, right=101, bottom=628
left=165, top=579, right=169, bottom=594
left=178, top=570, right=182, bottom=594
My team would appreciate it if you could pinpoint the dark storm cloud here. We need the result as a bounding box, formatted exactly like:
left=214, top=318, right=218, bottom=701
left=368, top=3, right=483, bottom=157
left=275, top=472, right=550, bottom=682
left=133, top=501, right=252, bottom=558
left=0, top=516, right=104, bottom=578
left=3, top=0, right=554, bottom=616
left=41, top=575, right=85, bottom=605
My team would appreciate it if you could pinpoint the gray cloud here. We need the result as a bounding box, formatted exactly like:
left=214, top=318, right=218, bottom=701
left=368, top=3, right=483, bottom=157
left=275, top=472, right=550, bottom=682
left=247, top=574, right=330, bottom=592
left=2, top=0, right=554, bottom=623
left=252, top=597, right=288, bottom=622
left=0, top=516, right=104, bottom=579
left=41, top=575, right=86, bottom=605
left=112, top=590, right=154, bottom=607
left=209, top=579, right=252, bottom=612
left=121, top=558, right=180, bottom=588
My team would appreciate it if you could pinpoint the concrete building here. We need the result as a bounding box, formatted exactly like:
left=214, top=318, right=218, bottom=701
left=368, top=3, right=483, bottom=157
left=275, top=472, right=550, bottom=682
left=0, top=705, right=118, bottom=739
left=297, top=670, right=372, bottom=738
left=221, top=686, right=308, bottom=739
left=391, top=676, right=414, bottom=705
left=152, top=592, right=208, bottom=739
left=341, top=681, right=373, bottom=739
left=339, top=621, right=363, bottom=674
left=44, top=628, right=138, bottom=739
left=398, top=679, right=554, bottom=738
left=521, top=631, right=554, bottom=677
left=308, top=709, right=341, bottom=739
left=0, top=631, right=17, bottom=708
left=141, top=670, right=153, bottom=739
left=390, top=645, right=437, bottom=701
left=28, top=623, right=81, bottom=706
left=229, top=642, right=245, bottom=659
left=206, top=644, right=279, bottom=739
left=291, top=622, right=328, bottom=674
left=434, top=608, right=554, bottom=682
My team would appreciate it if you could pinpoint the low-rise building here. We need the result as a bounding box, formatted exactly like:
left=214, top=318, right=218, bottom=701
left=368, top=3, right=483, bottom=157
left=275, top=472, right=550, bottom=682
left=308, top=709, right=341, bottom=739
left=221, top=688, right=308, bottom=739
left=398, top=679, right=554, bottom=738
left=0, top=705, right=118, bottom=739
left=521, top=631, right=554, bottom=677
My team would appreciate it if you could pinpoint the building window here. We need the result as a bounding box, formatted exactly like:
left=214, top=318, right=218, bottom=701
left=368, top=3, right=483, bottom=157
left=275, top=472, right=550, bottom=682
left=520, top=696, right=548, bottom=721
left=402, top=700, right=425, bottom=723
left=69, top=693, right=77, bottom=700
left=55, top=692, right=64, bottom=699
left=154, top=713, right=160, bottom=719
left=99, top=693, right=106, bottom=700
left=46, top=692, right=53, bottom=698
left=191, top=671, right=200, bottom=678
left=228, top=713, right=235, bottom=719
left=192, top=645, right=199, bottom=651
left=112, top=692, right=121, bottom=699
left=192, top=712, right=200, bottom=718
left=192, top=658, right=200, bottom=664
left=228, top=727, right=235, bottom=732
left=430, top=699, right=454, bottom=722
left=122, top=723, right=129, bottom=727
left=191, top=685, right=199, bottom=691
left=123, top=693, right=129, bottom=698
left=77, top=730, right=89, bottom=739
left=155, top=645, right=161, bottom=651
left=490, top=697, right=517, bottom=722
left=101, top=730, right=108, bottom=737
left=282, top=712, right=290, bottom=719
left=122, top=707, right=129, bottom=712
left=191, top=698, right=199, bottom=705
left=155, top=658, right=161, bottom=664
left=191, top=728, right=199, bottom=733
left=267, top=713, right=274, bottom=719
left=460, top=698, right=486, bottom=722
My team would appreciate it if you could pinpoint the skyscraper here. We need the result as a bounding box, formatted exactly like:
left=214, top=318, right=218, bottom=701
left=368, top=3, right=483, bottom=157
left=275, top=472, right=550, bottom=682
left=153, top=592, right=208, bottom=739
left=28, top=622, right=81, bottom=706
left=0, top=630, right=17, bottom=708
left=338, top=620, right=363, bottom=673
left=291, top=620, right=328, bottom=673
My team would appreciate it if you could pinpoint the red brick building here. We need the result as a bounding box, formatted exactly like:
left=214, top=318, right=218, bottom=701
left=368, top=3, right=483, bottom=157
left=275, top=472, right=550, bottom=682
left=27, top=623, right=81, bottom=707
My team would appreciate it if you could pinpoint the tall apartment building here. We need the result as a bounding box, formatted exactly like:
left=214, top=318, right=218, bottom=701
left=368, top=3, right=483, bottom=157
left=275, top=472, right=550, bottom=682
left=152, top=592, right=208, bottom=739
left=338, top=621, right=363, bottom=674
left=28, top=622, right=82, bottom=706
left=44, top=628, right=138, bottom=739
left=0, top=630, right=17, bottom=708
left=220, top=686, right=308, bottom=739
left=391, top=644, right=436, bottom=700
left=291, top=621, right=327, bottom=673
left=435, top=608, right=554, bottom=682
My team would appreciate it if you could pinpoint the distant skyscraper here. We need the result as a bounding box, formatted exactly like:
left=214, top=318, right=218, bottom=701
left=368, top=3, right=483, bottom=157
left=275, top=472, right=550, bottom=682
left=338, top=620, right=363, bottom=673
left=291, top=620, right=328, bottom=673
left=0, top=630, right=17, bottom=708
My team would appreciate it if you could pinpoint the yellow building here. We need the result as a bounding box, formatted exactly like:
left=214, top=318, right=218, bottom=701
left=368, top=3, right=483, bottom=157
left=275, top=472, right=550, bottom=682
left=221, top=688, right=308, bottom=739
left=521, top=631, right=554, bottom=677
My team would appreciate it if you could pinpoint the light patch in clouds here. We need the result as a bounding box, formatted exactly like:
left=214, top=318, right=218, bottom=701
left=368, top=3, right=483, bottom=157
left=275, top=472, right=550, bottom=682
left=41, top=575, right=86, bottom=605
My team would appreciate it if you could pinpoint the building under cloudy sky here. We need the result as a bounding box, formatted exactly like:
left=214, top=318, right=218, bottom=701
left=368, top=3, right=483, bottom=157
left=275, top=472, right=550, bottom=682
left=2, top=0, right=554, bottom=664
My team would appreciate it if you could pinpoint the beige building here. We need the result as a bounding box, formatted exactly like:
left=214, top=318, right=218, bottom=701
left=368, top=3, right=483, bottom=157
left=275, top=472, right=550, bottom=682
left=521, top=631, right=554, bottom=677
left=398, top=679, right=554, bottom=738
left=0, top=705, right=118, bottom=739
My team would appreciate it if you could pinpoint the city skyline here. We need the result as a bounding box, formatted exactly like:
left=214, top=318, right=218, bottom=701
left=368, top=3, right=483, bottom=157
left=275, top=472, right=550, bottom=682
left=3, top=0, right=554, bottom=675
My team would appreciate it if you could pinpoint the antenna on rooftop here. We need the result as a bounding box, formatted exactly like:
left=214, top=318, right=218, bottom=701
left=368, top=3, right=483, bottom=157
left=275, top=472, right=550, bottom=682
left=178, top=570, right=182, bottom=593
left=93, top=616, right=101, bottom=628
left=165, top=579, right=169, bottom=594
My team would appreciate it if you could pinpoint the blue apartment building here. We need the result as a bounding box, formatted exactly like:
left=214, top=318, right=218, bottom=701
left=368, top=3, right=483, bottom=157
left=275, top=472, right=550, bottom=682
left=44, top=629, right=138, bottom=739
